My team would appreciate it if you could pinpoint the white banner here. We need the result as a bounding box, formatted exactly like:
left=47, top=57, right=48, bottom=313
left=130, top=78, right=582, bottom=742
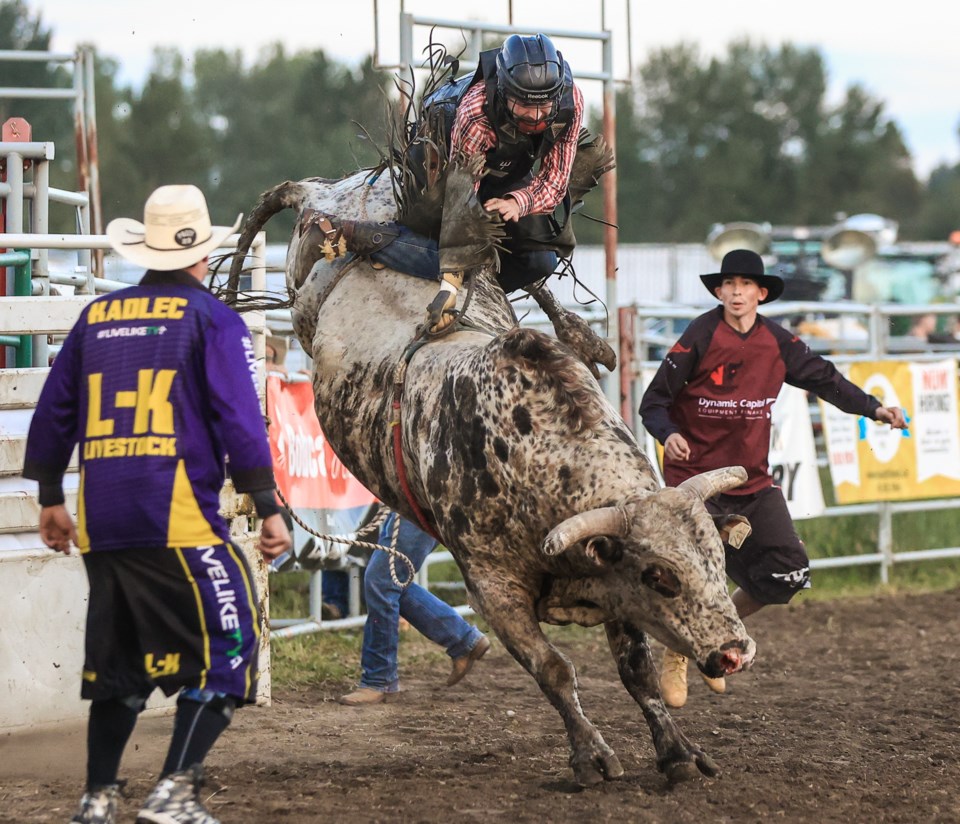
left=909, top=360, right=960, bottom=483
left=821, top=401, right=862, bottom=490
left=769, top=384, right=825, bottom=519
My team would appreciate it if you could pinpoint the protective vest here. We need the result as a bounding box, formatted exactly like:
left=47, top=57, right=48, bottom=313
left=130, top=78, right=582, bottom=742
left=421, top=48, right=577, bottom=195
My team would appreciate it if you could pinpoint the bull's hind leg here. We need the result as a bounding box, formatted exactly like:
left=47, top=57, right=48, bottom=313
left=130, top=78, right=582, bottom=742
left=605, top=619, right=719, bottom=782
left=469, top=580, right=623, bottom=787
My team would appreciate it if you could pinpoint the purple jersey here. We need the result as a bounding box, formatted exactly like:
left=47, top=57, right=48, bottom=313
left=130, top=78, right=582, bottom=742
left=24, top=270, right=276, bottom=551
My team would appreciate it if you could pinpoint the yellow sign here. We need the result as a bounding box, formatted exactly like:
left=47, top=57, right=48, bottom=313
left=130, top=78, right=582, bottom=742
left=820, top=359, right=960, bottom=503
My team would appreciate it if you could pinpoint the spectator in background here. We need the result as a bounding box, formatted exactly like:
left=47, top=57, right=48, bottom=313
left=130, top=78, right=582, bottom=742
left=320, top=562, right=352, bottom=620
left=339, top=512, right=489, bottom=705
left=265, top=332, right=288, bottom=376
left=906, top=312, right=937, bottom=344
left=928, top=314, right=960, bottom=345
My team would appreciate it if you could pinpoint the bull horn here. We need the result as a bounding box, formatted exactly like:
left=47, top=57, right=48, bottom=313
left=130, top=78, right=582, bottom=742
left=677, top=466, right=748, bottom=500
left=543, top=506, right=630, bottom=556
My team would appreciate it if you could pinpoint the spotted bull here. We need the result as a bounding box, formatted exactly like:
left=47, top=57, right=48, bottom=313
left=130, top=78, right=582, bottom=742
left=231, top=171, right=756, bottom=785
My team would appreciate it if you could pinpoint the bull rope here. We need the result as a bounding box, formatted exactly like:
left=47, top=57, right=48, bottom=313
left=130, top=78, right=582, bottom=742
left=390, top=337, right=442, bottom=542
left=274, top=490, right=416, bottom=589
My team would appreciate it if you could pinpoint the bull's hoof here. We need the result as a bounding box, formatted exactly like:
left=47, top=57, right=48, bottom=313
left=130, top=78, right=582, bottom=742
left=662, top=751, right=719, bottom=784
left=571, top=749, right=624, bottom=787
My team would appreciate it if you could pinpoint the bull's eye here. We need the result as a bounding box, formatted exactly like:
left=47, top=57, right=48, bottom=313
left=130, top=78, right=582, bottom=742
left=641, top=565, right=681, bottom=599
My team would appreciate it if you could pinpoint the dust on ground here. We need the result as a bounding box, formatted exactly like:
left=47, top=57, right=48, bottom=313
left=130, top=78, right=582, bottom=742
left=4, top=589, right=960, bottom=823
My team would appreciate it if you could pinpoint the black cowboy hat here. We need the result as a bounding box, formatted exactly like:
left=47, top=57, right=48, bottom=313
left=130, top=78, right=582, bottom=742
left=700, top=249, right=784, bottom=304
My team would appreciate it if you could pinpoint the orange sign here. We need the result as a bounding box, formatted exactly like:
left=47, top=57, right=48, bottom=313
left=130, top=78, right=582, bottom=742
left=266, top=375, right=376, bottom=511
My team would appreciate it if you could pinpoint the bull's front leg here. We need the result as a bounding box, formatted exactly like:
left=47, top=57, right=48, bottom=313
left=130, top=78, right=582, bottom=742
left=605, top=619, right=719, bottom=782
left=470, top=578, right=623, bottom=787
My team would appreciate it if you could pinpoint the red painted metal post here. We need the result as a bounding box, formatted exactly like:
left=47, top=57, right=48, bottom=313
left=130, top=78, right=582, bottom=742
left=1, top=117, right=33, bottom=368
left=601, top=45, right=620, bottom=417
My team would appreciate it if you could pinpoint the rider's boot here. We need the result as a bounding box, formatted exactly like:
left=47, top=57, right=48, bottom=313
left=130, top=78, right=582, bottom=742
left=425, top=270, right=465, bottom=334
left=298, top=209, right=401, bottom=261
left=424, top=155, right=507, bottom=333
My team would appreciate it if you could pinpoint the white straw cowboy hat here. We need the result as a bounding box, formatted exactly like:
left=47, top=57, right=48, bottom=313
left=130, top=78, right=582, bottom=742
left=106, top=184, right=242, bottom=271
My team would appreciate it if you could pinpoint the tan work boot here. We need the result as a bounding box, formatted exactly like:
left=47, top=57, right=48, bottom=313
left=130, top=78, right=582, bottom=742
left=701, top=673, right=726, bottom=694
left=447, top=635, right=491, bottom=687
left=337, top=687, right=400, bottom=706
left=660, top=649, right=689, bottom=708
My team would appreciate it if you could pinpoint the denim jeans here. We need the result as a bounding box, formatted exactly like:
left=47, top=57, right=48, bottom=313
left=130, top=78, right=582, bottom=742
left=360, top=513, right=483, bottom=692
left=321, top=569, right=350, bottom=617
left=371, top=225, right=557, bottom=292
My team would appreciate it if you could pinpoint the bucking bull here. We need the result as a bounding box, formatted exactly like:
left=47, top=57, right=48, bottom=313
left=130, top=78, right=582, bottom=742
left=230, top=167, right=756, bottom=786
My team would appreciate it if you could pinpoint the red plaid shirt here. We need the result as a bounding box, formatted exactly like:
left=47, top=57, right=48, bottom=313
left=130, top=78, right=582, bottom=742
left=450, top=81, right=584, bottom=217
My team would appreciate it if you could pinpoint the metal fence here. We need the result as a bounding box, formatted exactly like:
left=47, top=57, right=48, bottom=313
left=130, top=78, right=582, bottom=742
left=9, top=224, right=955, bottom=633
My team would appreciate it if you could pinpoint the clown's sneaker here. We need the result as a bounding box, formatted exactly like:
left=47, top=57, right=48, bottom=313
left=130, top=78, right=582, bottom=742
left=136, top=765, right=219, bottom=824
left=70, top=785, right=121, bottom=824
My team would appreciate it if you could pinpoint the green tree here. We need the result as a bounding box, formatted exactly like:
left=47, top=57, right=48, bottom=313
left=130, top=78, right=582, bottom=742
left=192, top=46, right=389, bottom=238
left=914, top=160, right=960, bottom=240
left=93, top=53, right=138, bottom=226
left=801, top=85, right=920, bottom=226
left=101, top=48, right=216, bottom=224
left=616, top=39, right=923, bottom=242
left=5, top=4, right=956, bottom=249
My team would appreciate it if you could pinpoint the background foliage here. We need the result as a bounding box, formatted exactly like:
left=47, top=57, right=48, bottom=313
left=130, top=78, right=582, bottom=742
left=2, top=0, right=959, bottom=243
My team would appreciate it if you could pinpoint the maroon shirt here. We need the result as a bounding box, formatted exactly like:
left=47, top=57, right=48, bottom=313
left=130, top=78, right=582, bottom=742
left=639, top=306, right=882, bottom=494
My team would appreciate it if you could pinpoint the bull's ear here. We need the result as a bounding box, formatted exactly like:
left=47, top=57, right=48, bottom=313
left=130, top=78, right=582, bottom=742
left=584, top=536, right=623, bottom=566
left=640, top=564, right=681, bottom=598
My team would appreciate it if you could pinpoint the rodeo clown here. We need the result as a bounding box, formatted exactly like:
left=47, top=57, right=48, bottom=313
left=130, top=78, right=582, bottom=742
left=639, top=249, right=907, bottom=708
left=24, top=185, right=291, bottom=824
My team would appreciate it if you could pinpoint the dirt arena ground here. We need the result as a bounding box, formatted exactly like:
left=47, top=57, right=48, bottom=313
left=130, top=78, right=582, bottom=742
left=4, top=588, right=960, bottom=823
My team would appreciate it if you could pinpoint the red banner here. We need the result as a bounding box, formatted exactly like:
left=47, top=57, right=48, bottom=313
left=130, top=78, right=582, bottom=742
left=266, top=375, right=376, bottom=511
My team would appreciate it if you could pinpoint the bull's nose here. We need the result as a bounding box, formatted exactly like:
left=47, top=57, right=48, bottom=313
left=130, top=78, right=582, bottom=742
left=703, top=641, right=754, bottom=677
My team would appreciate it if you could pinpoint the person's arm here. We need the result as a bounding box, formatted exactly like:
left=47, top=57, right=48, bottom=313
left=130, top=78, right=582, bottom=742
left=204, top=313, right=291, bottom=557
left=779, top=328, right=906, bottom=427
left=502, top=84, right=585, bottom=218
left=639, top=325, right=702, bottom=445
left=23, top=323, right=83, bottom=493
left=23, top=322, right=86, bottom=551
left=450, top=83, right=497, bottom=162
